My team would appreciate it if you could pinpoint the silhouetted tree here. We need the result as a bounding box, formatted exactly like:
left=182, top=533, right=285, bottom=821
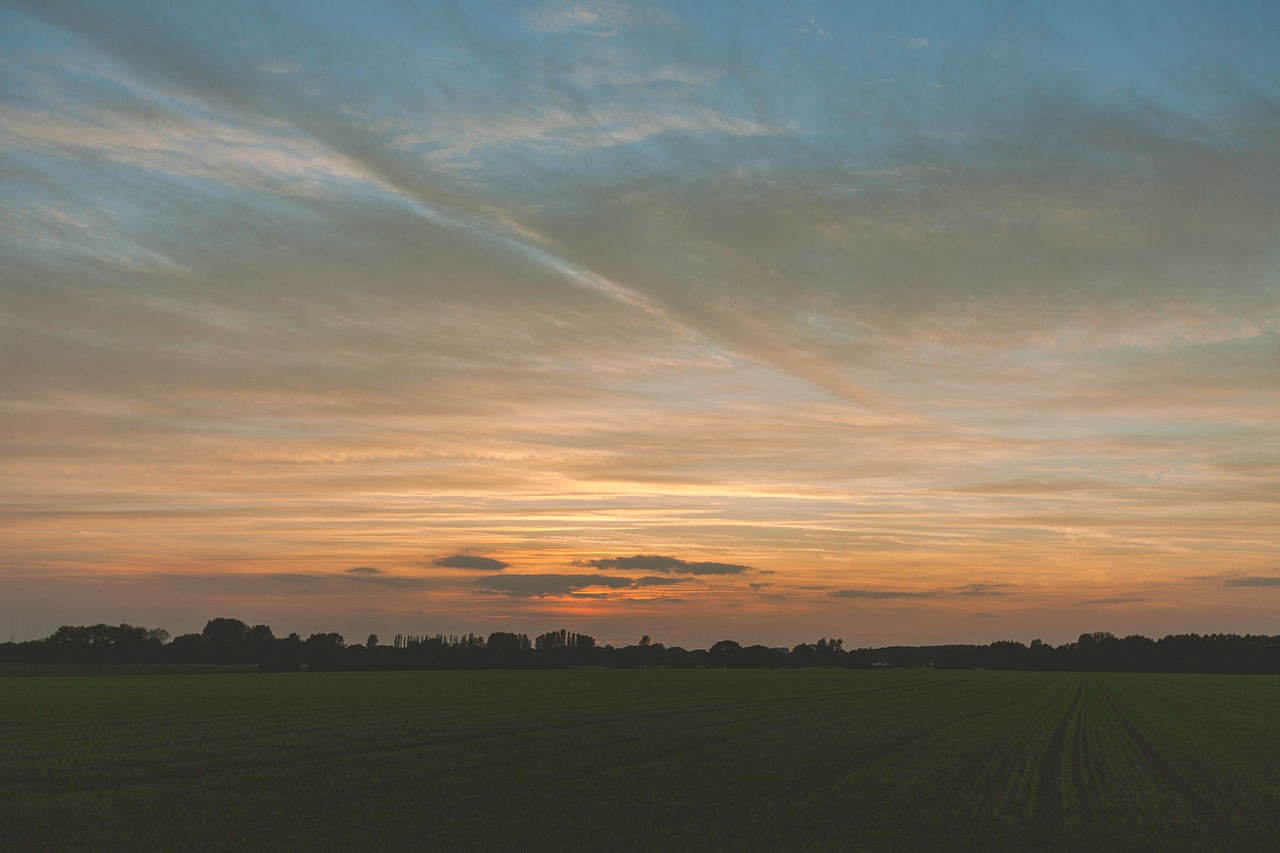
left=14, top=615, right=1280, bottom=674
left=243, top=624, right=275, bottom=661
left=202, top=618, right=249, bottom=644
left=708, top=640, right=742, bottom=667
left=304, top=632, right=345, bottom=670
left=484, top=632, right=532, bottom=667
left=41, top=623, right=162, bottom=663
left=166, top=633, right=206, bottom=662
left=200, top=618, right=252, bottom=663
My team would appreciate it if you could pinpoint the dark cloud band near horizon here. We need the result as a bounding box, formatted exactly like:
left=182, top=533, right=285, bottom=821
left=474, top=573, right=694, bottom=598
left=579, top=555, right=751, bottom=575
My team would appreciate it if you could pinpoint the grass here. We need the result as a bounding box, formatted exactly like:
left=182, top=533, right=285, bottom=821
left=2, top=669, right=1277, bottom=851
left=0, top=663, right=259, bottom=677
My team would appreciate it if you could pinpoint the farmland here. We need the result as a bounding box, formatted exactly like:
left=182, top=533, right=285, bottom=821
left=3, top=669, right=1278, bottom=851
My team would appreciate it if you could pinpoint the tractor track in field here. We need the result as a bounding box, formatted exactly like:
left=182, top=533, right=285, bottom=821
left=1067, top=678, right=1092, bottom=826
left=1094, top=680, right=1228, bottom=838
left=1035, top=674, right=1083, bottom=828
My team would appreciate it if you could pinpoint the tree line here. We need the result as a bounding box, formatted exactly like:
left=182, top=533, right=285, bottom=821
left=2, top=621, right=1279, bottom=674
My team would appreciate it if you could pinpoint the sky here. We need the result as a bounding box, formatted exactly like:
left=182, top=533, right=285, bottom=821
left=2, top=0, right=1278, bottom=649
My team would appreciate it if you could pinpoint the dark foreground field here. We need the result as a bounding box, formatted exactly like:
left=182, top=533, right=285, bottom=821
left=3, top=669, right=1278, bottom=851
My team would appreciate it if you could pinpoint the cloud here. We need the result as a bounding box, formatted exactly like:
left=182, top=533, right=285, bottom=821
left=1074, top=597, right=1147, bottom=605
left=261, top=573, right=324, bottom=584
left=433, top=554, right=511, bottom=572
left=340, top=573, right=438, bottom=589
left=251, top=569, right=446, bottom=590
left=475, top=571, right=696, bottom=597
left=476, top=573, right=634, bottom=597
left=828, top=589, right=938, bottom=599
left=564, top=63, right=722, bottom=88
left=260, top=60, right=301, bottom=75
left=580, top=554, right=751, bottom=575
left=632, top=576, right=691, bottom=587
left=580, top=555, right=681, bottom=571
left=418, top=104, right=780, bottom=160
left=522, top=1, right=690, bottom=36
left=829, top=584, right=1011, bottom=599
left=0, top=101, right=365, bottom=194
left=954, top=583, right=1013, bottom=596
left=1222, top=576, right=1280, bottom=588
left=139, top=569, right=442, bottom=592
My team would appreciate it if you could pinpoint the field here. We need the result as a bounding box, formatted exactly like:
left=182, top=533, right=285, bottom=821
left=3, top=669, right=1279, bottom=851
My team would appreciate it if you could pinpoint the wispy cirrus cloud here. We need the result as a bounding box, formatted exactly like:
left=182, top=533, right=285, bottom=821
left=521, top=1, right=691, bottom=37
left=396, top=103, right=781, bottom=162
left=0, top=101, right=365, bottom=192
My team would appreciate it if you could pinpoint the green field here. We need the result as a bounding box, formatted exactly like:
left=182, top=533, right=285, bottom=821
left=3, top=669, right=1278, bottom=851
left=0, top=663, right=260, bottom=677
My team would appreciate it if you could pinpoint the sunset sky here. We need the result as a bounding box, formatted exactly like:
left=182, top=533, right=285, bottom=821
left=2, top=1, right=1278, bottom=648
